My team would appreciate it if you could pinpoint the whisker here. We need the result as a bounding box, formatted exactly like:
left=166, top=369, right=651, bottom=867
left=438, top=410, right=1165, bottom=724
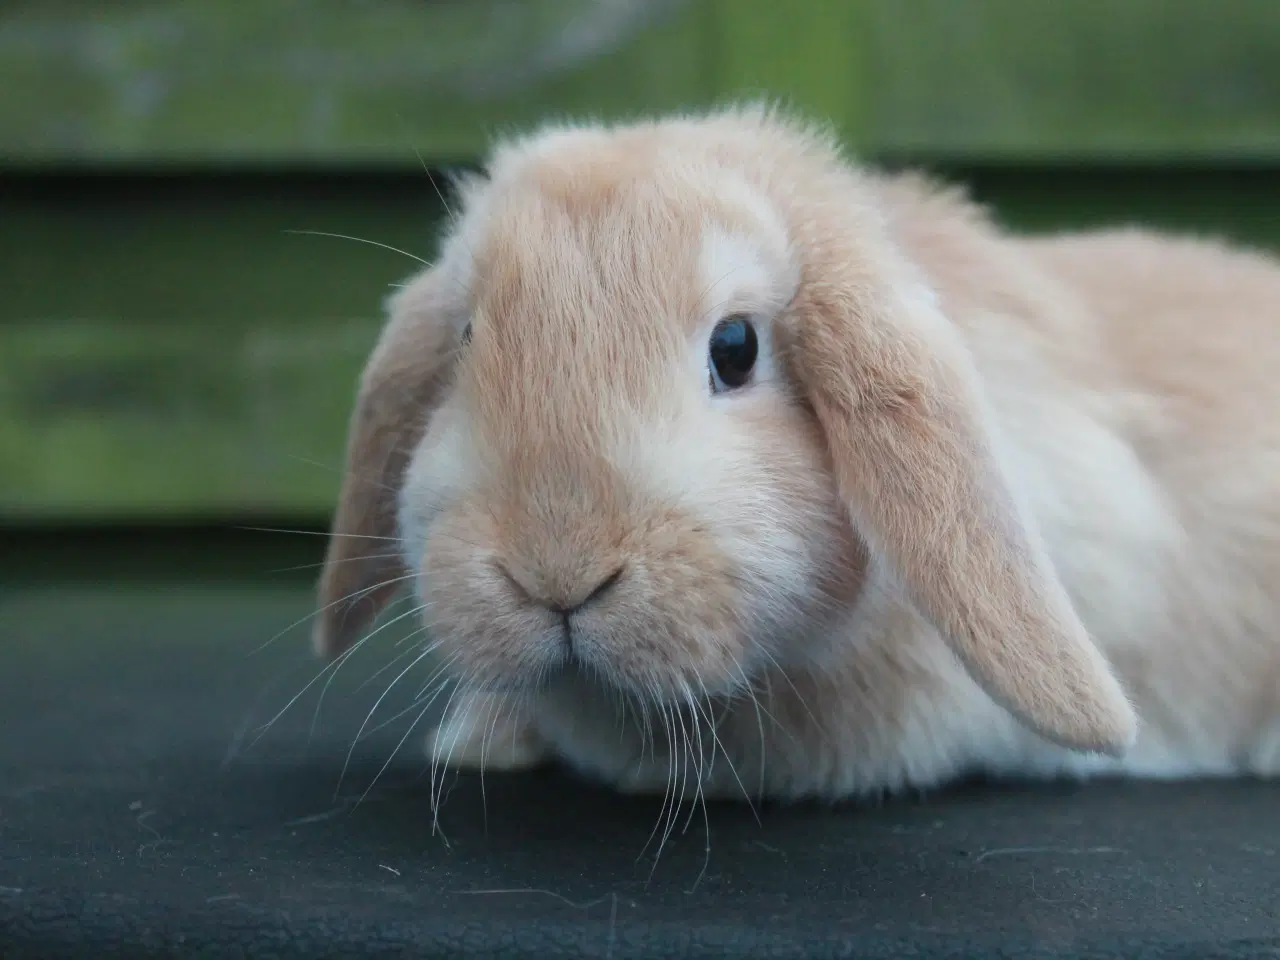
left=657, top=703, right=692, bottom=872
left=694, top=684, right=759, bottom=825
left=352, top=628, right=435, bottom=694
left=411, top=650, right=462, bottom=702
left=757, top=648, right=822, bottom=734
left=237, top=526, right=405, bottom=543
left=680, top=687, right=707, bottom=836
left=678, top=692, right=709, bottom=843
left=352, top=694, right=439, bottom=811
left=337, top=637, right=436, bottom=799
left=263, top=551, right=408, bottom=575
left=351, top=668, right=452, bottom=743
left=636, top=692, right=674, bottom=870
left=426, top=163, right=461, bottom=228
left=733, top=659, right=770, bottom=803
left=430, top=680, right=466, bottom=828
left=434, top=685, right=483, bottom=822
left=244, top=592, right=413, bottom=750
left=222, top=652, right=335, bottom=769
left=310, top=604, right=429, bottom=740
left=685, top=685, right=714, bottom=893
left=245, top=572, right=418, bottom=657
left=283, top=229, right=430, bottom=266
left=392, top=109, right=462, bottom=229
left=478, top=693, right=508, bottom=837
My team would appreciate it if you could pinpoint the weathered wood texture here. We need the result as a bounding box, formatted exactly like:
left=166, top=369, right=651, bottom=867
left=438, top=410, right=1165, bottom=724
left=2, top=174, right=443, bottom=518
left=3, top=0, right=1278, bottom=163
left=3, top=1, right=1279, bottom=520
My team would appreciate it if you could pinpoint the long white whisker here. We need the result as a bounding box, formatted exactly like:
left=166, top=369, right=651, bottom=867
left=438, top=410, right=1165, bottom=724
left=284, top=229, right=430, bottom=266
left=693, top=685, right=758, bottom=824
left=245, top=572, right=417, bottom=657
left=238, top=526, right=406, bottom=543
left=436, top=686, right=482, bottom=816
left=680, top=687, right=707, bottom=836
left=734, top=660, right=770, bottom=803
left=265, top=551, right=407, bottom=575
left=353, top=666, right=453, bottom=743
left=686, top=685, right=714, bottom=893
left=637, top=695, right=676, bottom=872
left=337, top=640, right=436, bottom=799
left=351, top=695, right=439, bottom=810
left=352, top=628, right=434, bottom=695
left=430, top=679, right=467, bottom=830
left=757, top=647, right=821, bottom=735
left=412, top=651, right=461, bottom=702
left=246, top=610, right=392, bottom=751
left=310, top=605, right=427, bottom=739
left=666, top=704, right=693, bottom=850
left=649, top=702, right=690, bottom=882
left=478, top=693, right=509, bottom=837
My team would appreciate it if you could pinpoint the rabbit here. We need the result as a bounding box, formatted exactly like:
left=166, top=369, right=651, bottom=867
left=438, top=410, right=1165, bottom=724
left=310, top=103, right=1280, bottom=804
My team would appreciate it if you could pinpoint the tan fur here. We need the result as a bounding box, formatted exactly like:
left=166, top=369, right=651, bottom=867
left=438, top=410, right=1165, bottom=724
left=313, top=105, right=1280, bottom=802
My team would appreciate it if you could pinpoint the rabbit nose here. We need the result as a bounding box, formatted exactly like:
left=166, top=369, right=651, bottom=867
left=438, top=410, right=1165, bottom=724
left=545, top=565, right=625, bottom=616
left=497, top=563, right=625, bottom=615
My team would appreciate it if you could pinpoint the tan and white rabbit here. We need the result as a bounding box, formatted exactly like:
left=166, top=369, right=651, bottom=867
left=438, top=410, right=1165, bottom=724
left=312, top=105, right=1280, bottom=803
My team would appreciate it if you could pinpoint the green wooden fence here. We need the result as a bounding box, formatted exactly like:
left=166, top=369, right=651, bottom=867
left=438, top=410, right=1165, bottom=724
left=3, top=0, right=1279, bottom=521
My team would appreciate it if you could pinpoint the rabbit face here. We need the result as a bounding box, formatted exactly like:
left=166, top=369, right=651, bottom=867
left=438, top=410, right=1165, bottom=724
left=397, top=141, right=865, bottom=705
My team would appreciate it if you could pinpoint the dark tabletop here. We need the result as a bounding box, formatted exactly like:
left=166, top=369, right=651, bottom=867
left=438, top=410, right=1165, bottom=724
left=2, top=581, right=1278, bottom=959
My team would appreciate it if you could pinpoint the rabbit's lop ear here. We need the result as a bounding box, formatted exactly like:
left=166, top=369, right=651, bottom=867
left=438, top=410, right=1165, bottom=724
left=783, top=258, right=1138, bottom=756
left=312, top=267, right=462, bottom=661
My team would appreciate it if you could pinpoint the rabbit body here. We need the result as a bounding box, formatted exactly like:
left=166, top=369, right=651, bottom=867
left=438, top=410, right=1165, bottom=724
left=316, top=107, right=1280, bottom=803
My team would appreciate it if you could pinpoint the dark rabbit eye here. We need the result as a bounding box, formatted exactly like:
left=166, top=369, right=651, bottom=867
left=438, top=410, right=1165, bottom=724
left=461, top=321, right=473, bottom=345
left=708, top=315, right=758, bottom=392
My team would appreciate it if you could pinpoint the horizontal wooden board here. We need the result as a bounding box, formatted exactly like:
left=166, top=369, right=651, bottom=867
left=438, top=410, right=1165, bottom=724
left=1, top=173, right=446, bottom=519
left=4, top=167, right=1280, bottom=519
left=1, top=0, right=1278, bottom=164
left=858, top=0, right=1280, bottom=161
left=0, top=0, right=711, bottom=165
left=0, top=319, right=372, bottom=517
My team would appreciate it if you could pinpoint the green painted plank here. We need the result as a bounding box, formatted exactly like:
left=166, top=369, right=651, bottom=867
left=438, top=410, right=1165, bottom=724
left=712, top=0, right=863, bottom=140
left=4, top=168, right=1280, bottom=520
left=859, top=0, right=1280, bottom=161
left=0, top=0, right=709, bottom=165
left=0, top=173, right=446, bottom=519
left=3, top=0, right=1279, bottom=164
left=960, top=167, right=1280, bottom=248
left=0, top=320, right=371, bottom=518
left=2, top=174, right=446, bottom=324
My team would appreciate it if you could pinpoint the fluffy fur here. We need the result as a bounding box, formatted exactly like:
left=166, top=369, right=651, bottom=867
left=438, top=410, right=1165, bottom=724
left=313, top=105, right=1280, bottom=803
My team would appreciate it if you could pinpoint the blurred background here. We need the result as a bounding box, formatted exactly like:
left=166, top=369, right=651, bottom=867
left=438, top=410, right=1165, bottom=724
left=4, top=7, right=1280, bottom=940
left=2, top=0, right=1279, bottom=626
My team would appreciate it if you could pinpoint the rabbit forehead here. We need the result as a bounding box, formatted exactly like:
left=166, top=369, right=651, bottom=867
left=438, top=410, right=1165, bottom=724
left=450, top=146, right=794, bottom=425
left=465, top=127, right=795, bottom=316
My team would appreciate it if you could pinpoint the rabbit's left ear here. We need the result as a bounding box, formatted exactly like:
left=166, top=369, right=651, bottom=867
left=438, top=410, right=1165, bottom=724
left=781, top=258, right=1138, bottom=756
left=312, top=265, right=462, bottom=661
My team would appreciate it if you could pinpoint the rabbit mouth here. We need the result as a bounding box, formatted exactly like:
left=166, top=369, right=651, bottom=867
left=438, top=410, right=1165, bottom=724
left=532, top=645, right=752, bottom=715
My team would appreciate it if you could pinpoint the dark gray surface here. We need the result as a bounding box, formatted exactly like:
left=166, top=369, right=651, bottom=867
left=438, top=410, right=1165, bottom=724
left=1, top=583, right=1278, bottom=958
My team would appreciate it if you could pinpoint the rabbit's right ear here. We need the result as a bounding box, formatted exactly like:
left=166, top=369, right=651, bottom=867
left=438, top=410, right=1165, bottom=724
left=312, top=266, right=463, bottom=661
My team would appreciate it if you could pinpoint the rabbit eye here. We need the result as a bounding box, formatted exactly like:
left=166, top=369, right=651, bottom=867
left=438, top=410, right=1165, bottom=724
left=460, top=322, right=472, bottom=346
left=708, top=315, right=758, bottom=392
